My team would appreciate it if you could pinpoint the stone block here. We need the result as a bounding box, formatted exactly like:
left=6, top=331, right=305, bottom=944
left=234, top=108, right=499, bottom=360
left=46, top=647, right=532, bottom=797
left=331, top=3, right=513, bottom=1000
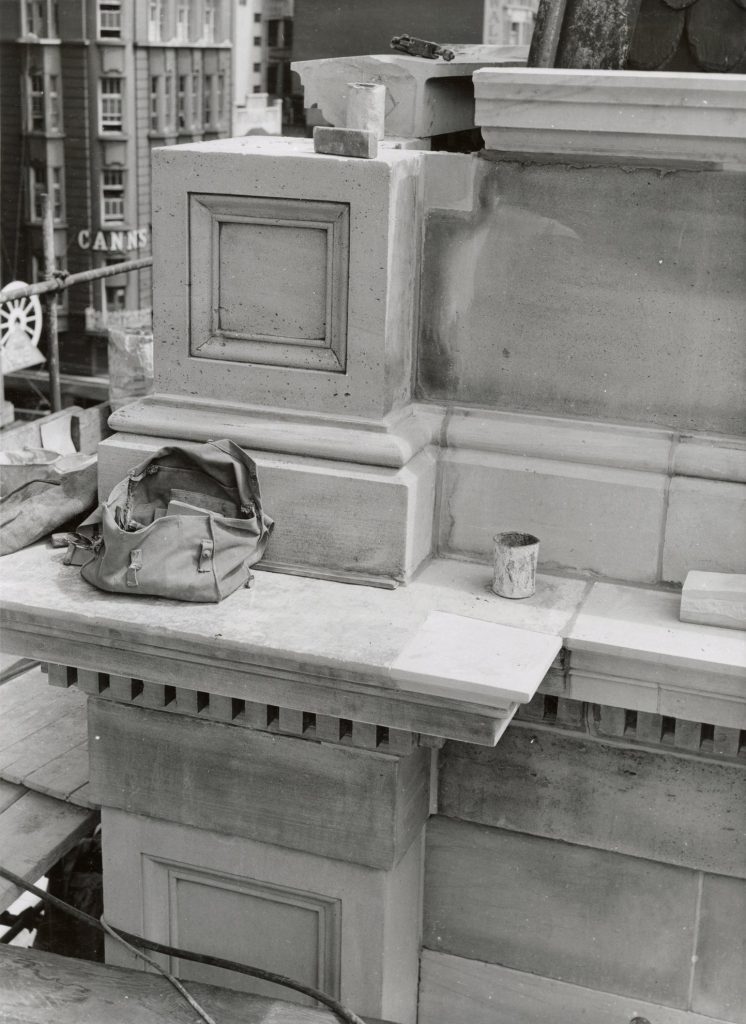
left=590, top=704, right=626, bottom=738
left=418, top=158, right=746, bottom=437
left=103, top=808, right=423, bottom=1023
left=391, top=611, right=560, bottom=707
left=424, top=816, right=698, bottom=1006
left=294, top=49, right=528, bottom=139
left=680, top=571, right=746, bottom=631
left=437, top=729, right=746, bottom=878
left=313, top=125, right=377, bottom=159
left=98, top=433, right=438, bottom=584
left=692, top=874, right=746, bottom=1022
left=90, top=699, right=430, bottom=870
left=438, top=451, right=666, bottom=583
left=662, top=478, right=746, bottom=585
left=151, top=139, right=423, bottom=420
left=419, top=951, right=730, bottom=1024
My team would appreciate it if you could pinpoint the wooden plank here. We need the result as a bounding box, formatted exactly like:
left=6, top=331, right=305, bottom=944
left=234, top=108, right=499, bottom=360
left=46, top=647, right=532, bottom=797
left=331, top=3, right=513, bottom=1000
left=0, top=791, right=96, bottom=911
left=419, top=950, right=728, bottom=1024
left=0, top=944, right=390, bottom=1024
left=89, top=699, right=429, bottom=870
left=23, top=741, right=90, bottom=801
left=0, top=779, right=25, bottom=815
left=0, top=707, right=87, bottom=786
left=0, top=669, right=86, bottom=755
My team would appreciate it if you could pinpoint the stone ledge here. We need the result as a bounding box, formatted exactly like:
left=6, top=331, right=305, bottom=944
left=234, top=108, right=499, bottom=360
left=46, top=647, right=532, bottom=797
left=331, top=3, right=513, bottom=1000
left=474, top=68, right=746, bottom=168
left=1, top=546, right=743, bottom=743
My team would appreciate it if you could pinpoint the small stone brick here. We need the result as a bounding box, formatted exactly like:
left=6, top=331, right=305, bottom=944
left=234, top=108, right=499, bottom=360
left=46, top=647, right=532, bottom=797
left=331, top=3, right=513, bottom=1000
left=515, top=692, right=546, bottom=722
left=590, top=704, right=626, bottom=737
left=313, top=125, right=378, bottom=159
left=351, top=721, right=378, bottom=749
left=712, top=726, right=741, bottom=758
left=77, top=669, right=109, bottom=696
left=47, top=663, right=76, bottom=688
left=636, top=712, right=663, bottom=744
left=673, top=718, right=701, bottom=752
left=316, top=715, right=343, bottom=742
left=278, top=707, right=304, bottom=736
left=555, top=698, right=586, bottom=730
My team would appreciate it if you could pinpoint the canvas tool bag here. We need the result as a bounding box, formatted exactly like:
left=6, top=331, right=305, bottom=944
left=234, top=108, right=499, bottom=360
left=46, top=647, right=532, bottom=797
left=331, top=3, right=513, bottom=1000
left=77, top=439, right=273, bottom=602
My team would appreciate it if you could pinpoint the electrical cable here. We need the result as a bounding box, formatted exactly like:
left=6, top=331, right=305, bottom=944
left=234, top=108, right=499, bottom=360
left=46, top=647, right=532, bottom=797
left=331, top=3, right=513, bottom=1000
left=99, top=915, right=217, bottom=1024
left=0, top=865, right=366, bottom=1024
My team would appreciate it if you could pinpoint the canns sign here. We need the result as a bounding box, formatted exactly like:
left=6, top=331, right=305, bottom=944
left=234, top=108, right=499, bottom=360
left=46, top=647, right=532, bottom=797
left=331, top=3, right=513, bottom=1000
left=77, top=227, right=149, bottom=252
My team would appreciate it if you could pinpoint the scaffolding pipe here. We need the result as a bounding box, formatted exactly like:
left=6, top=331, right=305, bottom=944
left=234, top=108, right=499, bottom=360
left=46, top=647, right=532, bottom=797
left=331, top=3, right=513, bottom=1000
left=0, top=257, right=153, bottom=302
left=42, top=194, right=62, bottom=413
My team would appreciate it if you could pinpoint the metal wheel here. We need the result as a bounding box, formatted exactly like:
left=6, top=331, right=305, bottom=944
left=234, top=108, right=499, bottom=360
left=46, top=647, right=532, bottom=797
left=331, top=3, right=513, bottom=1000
left=0, top=281, right=44, bottom=373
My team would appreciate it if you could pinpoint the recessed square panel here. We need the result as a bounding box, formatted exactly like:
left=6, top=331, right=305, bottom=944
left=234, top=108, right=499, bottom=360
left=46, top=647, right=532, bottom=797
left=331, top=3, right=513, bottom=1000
left=189, top=195, right=349, bottom=372
left=218, top=222, right=328, bottom=340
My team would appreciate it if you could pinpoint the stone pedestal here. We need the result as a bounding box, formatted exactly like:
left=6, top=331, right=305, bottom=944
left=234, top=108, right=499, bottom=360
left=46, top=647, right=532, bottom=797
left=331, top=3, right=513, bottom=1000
left=101, top=138, right=437, bottom=584
left=92, top=699, right=428, bottom=1021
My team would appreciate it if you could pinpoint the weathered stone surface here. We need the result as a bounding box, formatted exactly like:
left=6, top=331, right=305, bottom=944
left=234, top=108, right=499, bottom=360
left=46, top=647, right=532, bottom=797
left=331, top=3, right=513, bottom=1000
left=663, top=479, right=746, bottom=584
left=424, top=816, right=698, bottom=1006
left=417, top=159, right=746, bottom=436
left=692, top=874, right=746, bottom=1021
left=437, top=728, right=746, bottom=877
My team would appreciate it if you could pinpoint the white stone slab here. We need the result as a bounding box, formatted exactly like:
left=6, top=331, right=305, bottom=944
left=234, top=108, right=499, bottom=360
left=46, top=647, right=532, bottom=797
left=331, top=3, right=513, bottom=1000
left=474, top=68, right=746, bottom=167
left=390, top=611, right=561, bottom=706
left=569, top=583, right=746, bottom=678
left=680, top=571, right=746, bottom=631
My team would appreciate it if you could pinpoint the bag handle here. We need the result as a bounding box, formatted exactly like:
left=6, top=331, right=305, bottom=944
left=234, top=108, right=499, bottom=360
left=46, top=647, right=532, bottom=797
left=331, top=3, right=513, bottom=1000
left=206, top=439, right=265, bottom=521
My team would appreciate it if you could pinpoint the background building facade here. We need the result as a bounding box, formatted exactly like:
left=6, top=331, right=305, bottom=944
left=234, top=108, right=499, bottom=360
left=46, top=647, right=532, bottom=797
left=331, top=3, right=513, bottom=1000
left=0, top=0, right=235, bottom=372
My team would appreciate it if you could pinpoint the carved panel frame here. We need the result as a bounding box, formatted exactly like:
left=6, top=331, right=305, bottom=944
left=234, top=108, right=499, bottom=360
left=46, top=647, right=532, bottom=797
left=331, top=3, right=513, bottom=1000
left=142, top=854, right=342, bottom=999
left=189, top=194, right=350, bottom=372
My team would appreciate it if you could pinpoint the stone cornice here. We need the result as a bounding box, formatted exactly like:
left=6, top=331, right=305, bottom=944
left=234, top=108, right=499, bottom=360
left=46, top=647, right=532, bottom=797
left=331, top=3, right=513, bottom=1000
left=474, top=68, right=746, bottom=168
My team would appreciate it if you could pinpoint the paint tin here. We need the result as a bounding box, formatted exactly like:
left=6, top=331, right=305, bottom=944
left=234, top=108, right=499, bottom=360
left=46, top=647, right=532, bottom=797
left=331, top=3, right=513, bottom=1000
left=492, top=532, right=540, bottom=599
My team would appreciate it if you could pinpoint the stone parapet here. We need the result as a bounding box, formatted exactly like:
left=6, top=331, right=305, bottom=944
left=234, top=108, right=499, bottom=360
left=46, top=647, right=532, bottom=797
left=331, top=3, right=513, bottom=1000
left=474, top=68, right=746, bottom=168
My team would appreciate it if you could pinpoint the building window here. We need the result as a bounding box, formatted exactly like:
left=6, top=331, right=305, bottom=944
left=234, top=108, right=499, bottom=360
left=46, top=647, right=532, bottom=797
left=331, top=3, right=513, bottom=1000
left=29, top=72, right=45, bottom=131
left=252, top=62, right=260, bottom=73
left=283, top=20, right=293, bottom=47
left=203, top=74, right=212, bottom=127
left=48, top=74, right=61, bottom=131
left=101, top=169, right=125, bottom=224
left=254, top=12, right=261, bottom=21
left=176, top=1, right=190, bottom=41
left=203, top=0, right=216, bottom=43
left=177, top=75, right=186, bottom=129
left=105, top=284, right=127, bottom=312
left=29, top=164, right=45, bottom=220
left=191, top=72, right=200, bottom=129
left=24, top=0, right=45, bottom=35
left=98, top=0, right=122, bottom=38
left=100, top=77, right=123, bottom=132
left=51, top=166, right=63, bottom=221
left=216, top=72, right=224, bottom=126
left=150, top=76, right=159, bottom=130
left=148, top=0, right=166, bottom=42
left=267, top=19, right=280, bottom=46
left=164, top=73, right=173, bottom=131
left=253, top=35, right=261, bottom=45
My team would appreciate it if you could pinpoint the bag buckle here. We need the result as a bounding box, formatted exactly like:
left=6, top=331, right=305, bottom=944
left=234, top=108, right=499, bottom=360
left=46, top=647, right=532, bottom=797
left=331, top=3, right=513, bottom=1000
left=126, top=548, right=143, bottom=587
left=198, top=540, right=214, bottom=573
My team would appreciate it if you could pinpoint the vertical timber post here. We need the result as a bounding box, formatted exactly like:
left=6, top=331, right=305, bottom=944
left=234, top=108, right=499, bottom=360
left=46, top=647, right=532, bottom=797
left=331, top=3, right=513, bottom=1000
left=42, top=193, right=62, bottom=413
